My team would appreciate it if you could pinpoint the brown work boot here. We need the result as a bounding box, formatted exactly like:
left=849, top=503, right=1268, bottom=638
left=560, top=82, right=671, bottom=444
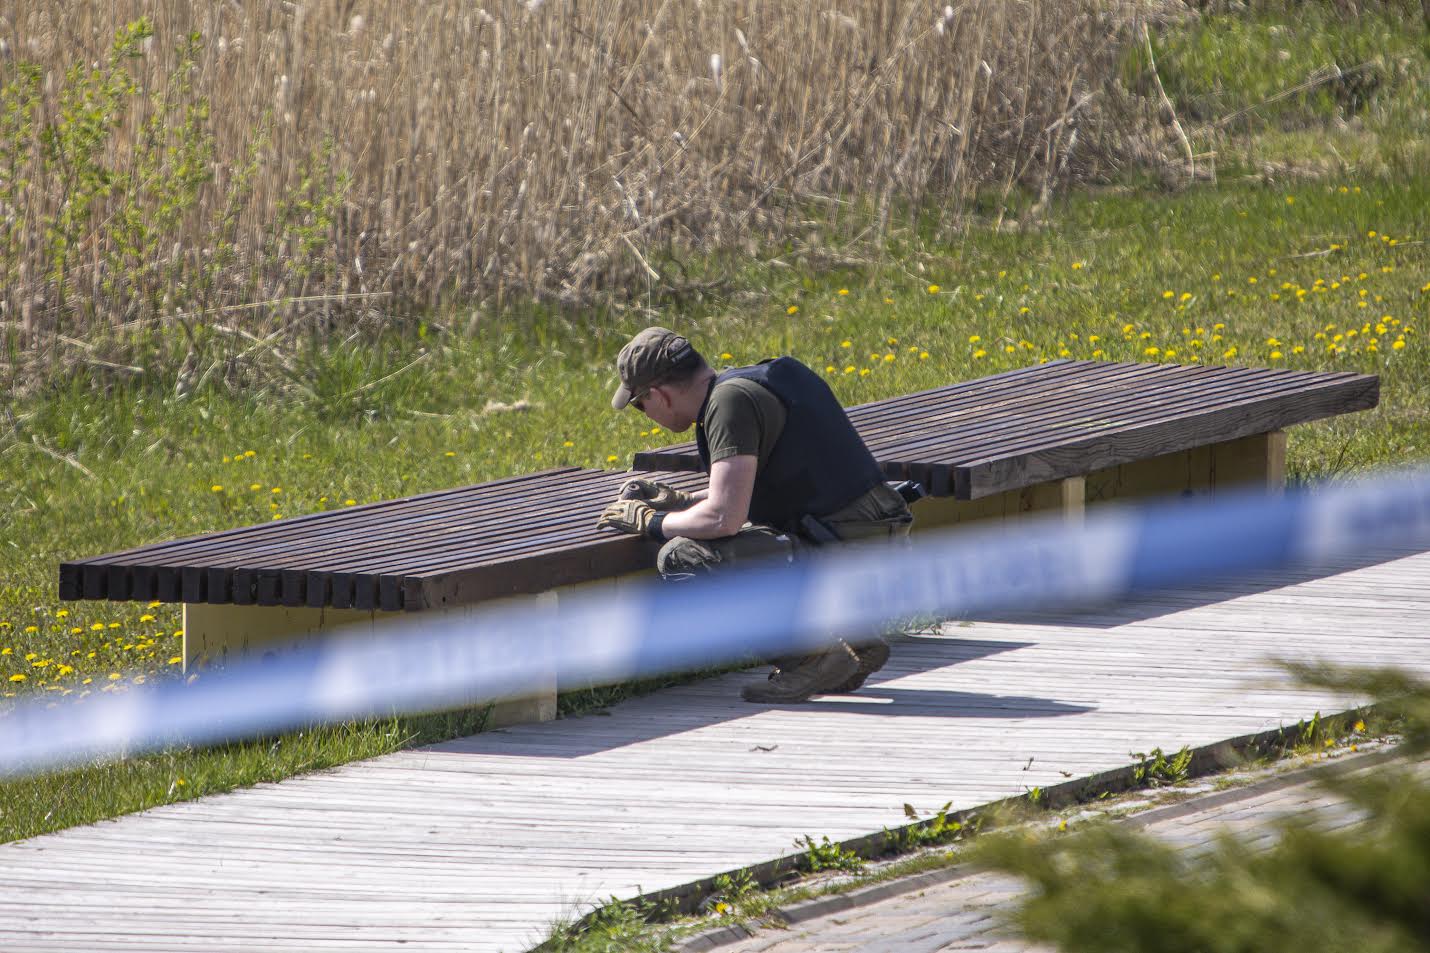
left=740, top=643, right=860, bottom=703
left=829, top=637, right=891, bottom=693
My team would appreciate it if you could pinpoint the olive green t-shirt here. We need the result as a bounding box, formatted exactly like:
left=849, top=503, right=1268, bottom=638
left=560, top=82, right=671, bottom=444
left=701, top=377, right=787, bottom=471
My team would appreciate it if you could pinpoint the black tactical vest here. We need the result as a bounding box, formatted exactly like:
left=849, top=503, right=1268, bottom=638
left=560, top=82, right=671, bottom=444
left=695, top=357, right=886, bottom=528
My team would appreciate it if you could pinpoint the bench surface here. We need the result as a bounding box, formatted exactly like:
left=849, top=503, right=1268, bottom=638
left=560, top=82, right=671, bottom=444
left=634, top=360, right=1378, bottom=498
left=59, top=468, right=707, bottom=613
left=59, top=360, right=1377, bottom=613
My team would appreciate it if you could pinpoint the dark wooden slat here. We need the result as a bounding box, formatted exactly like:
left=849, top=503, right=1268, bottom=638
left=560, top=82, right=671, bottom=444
left=379, top=575, right=404, bottom=612
left=854, top=362, right=1262, bottom=451
left=180, top=567, right=206, bottom=603
left=58, top=564, right=83, bottom=601
left=255, top=571, right=281, bottom=607
left=206, top=568, right=231, bottom=605
left=916, top=369, right=1365, bottom=476
left=115, top=469, right=703, bottom=591
left=962, top=376, right=1379, bottom=497
left=281, top=569, right=307, bottom=608
left=937, top=371, right=1360, bottom=465
left=864, top=365, right=1298, bottom=487
left=82, top=565, right=108, bottom=600
left=155, top=568, right=180, bottom=603
left=130, top=565, right=157, bottom=602
left=62, top=467, right=591, bottom=568
left=87, top=467, right=623, bottom=573
left=330, top=573, right=356, bottom=610
left=352, top=576, right=378, bottom=611
left=104, top=565, right=130, bottom=602
left=128, top=468, right=651, bottom=579
left=231, top=568, right=256, bottom=606
left=305, top=573, right=331, bottom=609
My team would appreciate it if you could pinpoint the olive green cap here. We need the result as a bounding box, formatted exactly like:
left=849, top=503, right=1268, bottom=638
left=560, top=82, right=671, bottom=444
left=611, top=327, right=701, bottom=410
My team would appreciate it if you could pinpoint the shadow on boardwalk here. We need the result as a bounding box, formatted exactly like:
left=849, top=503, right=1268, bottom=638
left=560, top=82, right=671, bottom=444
left=431, top=637, right=1093, bottom=758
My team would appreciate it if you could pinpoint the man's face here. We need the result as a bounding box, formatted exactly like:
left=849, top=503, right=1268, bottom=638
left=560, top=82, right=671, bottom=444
left=632, top=385, right=693, bottom=432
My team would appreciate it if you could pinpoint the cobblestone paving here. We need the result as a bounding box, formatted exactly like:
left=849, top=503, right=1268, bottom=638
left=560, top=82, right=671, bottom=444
left=713, top=754, right=1414, bottom=953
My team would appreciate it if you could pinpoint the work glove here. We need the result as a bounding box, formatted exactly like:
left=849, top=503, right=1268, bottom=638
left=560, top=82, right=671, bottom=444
left=596, top=499, right=660, bottom=537
left=618, top=478, right=694, bottom=511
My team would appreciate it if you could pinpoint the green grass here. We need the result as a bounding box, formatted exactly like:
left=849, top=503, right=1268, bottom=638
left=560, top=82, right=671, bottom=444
left=2, top=3, right=1429, bottom=842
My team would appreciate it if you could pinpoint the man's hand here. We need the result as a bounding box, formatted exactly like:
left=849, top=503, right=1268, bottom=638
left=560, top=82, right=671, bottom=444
left=618, top=478, right=694, bottom=511
left=596, top=499, right=659, bottom=536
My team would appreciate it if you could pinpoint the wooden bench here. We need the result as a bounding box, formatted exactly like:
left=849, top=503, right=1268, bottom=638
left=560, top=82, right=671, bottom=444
left=58, top=360, right=1378, bottom=725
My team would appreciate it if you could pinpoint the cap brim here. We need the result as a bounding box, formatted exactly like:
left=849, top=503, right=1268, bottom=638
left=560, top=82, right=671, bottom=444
left=611, top=384, right=633, bottom=410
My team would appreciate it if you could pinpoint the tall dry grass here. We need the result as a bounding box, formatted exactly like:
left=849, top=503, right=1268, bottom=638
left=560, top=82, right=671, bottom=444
left=0, top=0, right=1149, bottom=383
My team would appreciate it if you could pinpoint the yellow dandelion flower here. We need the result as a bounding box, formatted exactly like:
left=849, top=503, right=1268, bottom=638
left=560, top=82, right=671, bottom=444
left=1005, top=345, right=1017, bottom=354
left=1092, top=348, right=1104, bottom=357
left=8, top=674, right=24, bottom=683
left=1019, top=307, right=1031, bottom=315
left=211, top=485, right=224, bottom=493
left=57, top=664, right=73, bottom=676
left=883, top=353, right=895, bottom=363
left=139, top=614, right=155, bottom=623
left=1247, top=277, right=1257, bottom=284
left=168, top=656, right=183, bottom=665
left=1367, top=230, right=1376, bottom=237
left=843, top=365, right=856, bottom=374
left=884, top=297, right=894, bottom=304
left=24, top=625, right=36, bottom=634
left=1162, top=290, right=1174, bottom=300
left=859, top=368, right=871, bottom=377
left=562, top=440, right=574, bottom=447
left=1223, top=347, right=1238, bottom=358
left=1211, top=273, right=1220, bottom=281
left=444, top=451, right=456, bottom=457
left=344, top=499, right=357, bottom=506
left=606, top=455, right=618, bottom=463
left=840, top=340, right=852, bottom=348
left=1058, top=348, right=1071, bottom=358
left=1393, top=340, right=1406, bottom=350
left=926, top=284, right=940, bottom=294
left=825, top=365, right=836, bottom=374
left=107, top=672, right=121, bottom=681
left=1144, top=346, right=1160, bottom=357
left=887, top=337, right=898, bottom=346
left=1292, top=345, right=1304, bottom=354
left=918, top=352, right=929, bottom=360
left=968, top=334, right=981, bottom=344
left=1270, top=350, right=1283, bottom=360
left=786, top=305, right=799, bottom=315
left=1179, top=292, right=1192, bottom=302
left=1285, top=196, right=1294, bottom=205
left=90, top=623, right=105, bottom=632
left=837, top=289, right=849, bottom=296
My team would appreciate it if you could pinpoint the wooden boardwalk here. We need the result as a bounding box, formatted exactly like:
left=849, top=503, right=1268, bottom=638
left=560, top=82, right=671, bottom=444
left=4, top=546, right=1430, bottom=952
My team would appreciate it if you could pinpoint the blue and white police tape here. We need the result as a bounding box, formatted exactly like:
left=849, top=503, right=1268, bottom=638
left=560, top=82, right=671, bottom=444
left=3, top=465, right=1430, bottom=778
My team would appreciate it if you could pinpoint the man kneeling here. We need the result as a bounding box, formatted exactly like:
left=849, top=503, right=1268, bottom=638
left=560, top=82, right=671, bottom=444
left=596, top=327, right=913, bottom=703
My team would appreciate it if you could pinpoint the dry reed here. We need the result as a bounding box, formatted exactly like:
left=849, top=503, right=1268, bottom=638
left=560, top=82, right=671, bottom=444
left=0, top=0, right=1150, bottom=378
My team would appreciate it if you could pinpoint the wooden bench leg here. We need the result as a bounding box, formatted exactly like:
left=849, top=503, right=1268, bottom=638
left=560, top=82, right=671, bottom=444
left=182, top=603, right=384, bottom=672
left=482, top=589, right=559, bottom=729
left=1211, top=430, right=1287, bottom=494
left=913, top=476, right=1085, bottom=532
left=1016, top=476, right=1086, bottom=524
